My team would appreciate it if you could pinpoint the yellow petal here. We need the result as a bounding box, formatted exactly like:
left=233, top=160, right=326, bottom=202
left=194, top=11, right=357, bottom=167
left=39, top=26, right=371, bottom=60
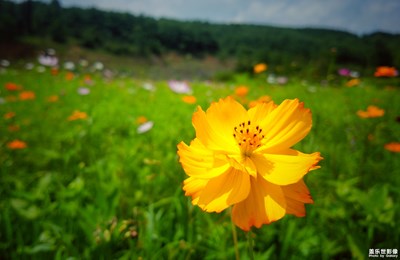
left=197, top=168, right=250, bottom=213
left=232, top=177, right=286, bottom=231
left=192, top=105, right=238, bottom=153
left=177, top=139, right=230, bottom=179
left=258, top=99, right=312, bottom=152
left=247, top=100, right=276, bottom=123
left=225, top=154, right=257, bottom=178
left=251, top=149, right=322, bottom=186
left=183, top=176, right=208, bottom=205
left=282, top=179, right=313, bottom=217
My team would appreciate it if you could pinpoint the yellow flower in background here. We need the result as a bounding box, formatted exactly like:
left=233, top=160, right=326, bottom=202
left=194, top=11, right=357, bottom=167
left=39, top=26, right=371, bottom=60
left=253, top=63, right=268, bottom=74
left=7, top=139, right=27, bottom=150
left=357, top=105, right=385, bottom=118
left=47, top=95, right=59, bottom=102
left=177, top=96, right=322, bottom=231
left=19, top=91, right=36, bottom=100
left=248, top=95, right=272, bottom=108
left=182, top=95, right=197, bottom=104
left=136, top=116, right=148, bottom=124
left=68, top=110, right=88, bottom=121
left=4, top=112, right=16, bottom=119
left=234, top=86, right=249, bottom=97
left=345, top=78, right=360, bottom=87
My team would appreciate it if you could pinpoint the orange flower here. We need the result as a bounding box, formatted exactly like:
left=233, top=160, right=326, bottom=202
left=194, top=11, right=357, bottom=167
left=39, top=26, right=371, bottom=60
left=182, top=95, right=197, bottom=104
left=68, top=110, right=88, bottom=121
left=248, top=95, right=272, bottom=108
left=5, top=82, right=22, bottom=91
left=65, top=72, right=75, bottom=81
left=51, top=67, right=59, bottom=76
left=7, top=140, right=27, bottom=149
left=374, top=66, right=398, bottom=77
left=357, top=105, right=385, bottom=118
left=8, top=124, right=20, bottom=132
left=384, top=142, right=400, bottom=152
left=136, top=116, right=148, bottom=124
left=253, top=63, right=268, bottom=74
left=47, top=95, right=59, bottom=102
left=19, top=91, right=36, bottom=100
left=235, top=86, right=249, bottom=97
left=4, top=112, right=16, bottom=119
left=345, top=78, right=360, bottom=87
left=177, top=97, right=322, bottom=231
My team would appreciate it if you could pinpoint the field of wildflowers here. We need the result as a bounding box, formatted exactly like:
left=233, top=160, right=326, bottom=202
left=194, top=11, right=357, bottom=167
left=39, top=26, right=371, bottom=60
left=0, top=57, right=399, bottom=259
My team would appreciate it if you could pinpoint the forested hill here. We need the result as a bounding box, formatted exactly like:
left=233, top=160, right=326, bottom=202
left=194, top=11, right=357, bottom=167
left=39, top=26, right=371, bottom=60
left=1, top=0, right=400, bottom=71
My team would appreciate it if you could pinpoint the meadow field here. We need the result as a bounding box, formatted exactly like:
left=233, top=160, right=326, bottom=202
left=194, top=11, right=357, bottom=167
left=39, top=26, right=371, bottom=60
left=0, top=59, right=399, bottom=259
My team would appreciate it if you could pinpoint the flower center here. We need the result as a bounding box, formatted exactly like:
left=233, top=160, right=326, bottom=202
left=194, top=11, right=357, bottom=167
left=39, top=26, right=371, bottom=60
left=233, top=120, right=265, bottom=156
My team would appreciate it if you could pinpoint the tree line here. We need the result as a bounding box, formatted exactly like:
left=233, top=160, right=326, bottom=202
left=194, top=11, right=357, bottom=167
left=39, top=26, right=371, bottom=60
left=1, top=0, right=399, bottom=73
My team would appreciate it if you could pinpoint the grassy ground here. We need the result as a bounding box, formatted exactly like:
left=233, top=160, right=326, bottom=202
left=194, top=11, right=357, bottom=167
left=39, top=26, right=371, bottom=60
left=0, top=64, right=399, bottom=259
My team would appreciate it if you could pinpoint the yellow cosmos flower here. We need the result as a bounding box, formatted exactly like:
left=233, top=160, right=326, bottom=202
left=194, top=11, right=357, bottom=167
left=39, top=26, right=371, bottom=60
left=177, top=97, right=322, bottom=231
left=357, top=105, right=385, bottom=118
left=253, top=63, right=268, bottom=74
left=68, top=110, right=88, bottom=121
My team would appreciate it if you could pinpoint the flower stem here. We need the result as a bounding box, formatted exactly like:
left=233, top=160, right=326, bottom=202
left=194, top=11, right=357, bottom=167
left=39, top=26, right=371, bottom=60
left=230, top=209, right=240, bottom=260
left=247, top=230, right=255, bottom=260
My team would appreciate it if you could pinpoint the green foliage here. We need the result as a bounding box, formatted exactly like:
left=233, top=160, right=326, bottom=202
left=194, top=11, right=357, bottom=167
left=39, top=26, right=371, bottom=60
left=0, top=65, right=399, bottom=259
left=1, top=0, right=400, bottom=72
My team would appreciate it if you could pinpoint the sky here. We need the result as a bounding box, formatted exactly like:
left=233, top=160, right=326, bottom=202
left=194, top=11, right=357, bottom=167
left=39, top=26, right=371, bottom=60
left=32, top=0, right=400, bottom=35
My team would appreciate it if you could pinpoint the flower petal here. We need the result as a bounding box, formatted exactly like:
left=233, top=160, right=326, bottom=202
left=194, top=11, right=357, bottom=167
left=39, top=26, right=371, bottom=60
left=252, top=149, right=322, bottom=185
left=226, top=154, right=257, bottom=178
left=197, top=168, right=250, bottom=213
left=247, top=100, right=276, bottom=123
left=232, top=177, right=286, bottom=231
left=258, top=99, right=312, bottom=152
left=192, top=105, right=238, bottom=153
left=281, top=179, right=313, bottom=217
left=177, top=139, right=230, bottom=179
left=183, top=176, right=208, bottom=205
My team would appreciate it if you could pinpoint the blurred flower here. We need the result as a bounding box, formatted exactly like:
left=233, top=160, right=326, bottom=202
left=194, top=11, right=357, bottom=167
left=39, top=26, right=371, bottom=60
left=350, top=71, right=360, bottom=78
left=7, top=139, right=27, bottom=150
left=38, top=54, right=58, bottom=67
left=1, top=59, right=10, bottom=67
left=37, top=66, right=46, bottom=73
left=64, top=61, right=75, bottom=70
left=345, top=78, right=361, bottom=87
left=142, top=82, right=155, bottom=92
left=84, top=75, right=94, bottom=85
left=5, top=82, right=22, bottom=91
left=137, top=121, right=154, bottom=134
left=177, top=97, right=322, bottom=231
left=0, top=97, right=5, bottom=104
left=79, top=59, right=88, bottom=67
left=182, top=95, right=197, bottom=104
left=8, top=124, right=20, bottom=132
left=276, top=76, right=288, bottom=85
left=384, top=142, right=400, bottom=152
left=357, top=105, right=385, bottom=118
left=65, top=72, right=75, bottom=81
left=68, top=110, right=88, bottom=121
left=248, top=95, right=272, bottom=108
left=47, top=95, right=59, bottom=102
left=77, top=87, right=90, bottom=95
left=136, top=116, right=148, bottom=124
left=338, top=68, right=351, bottom=77
left=253, top=63, right=268, bottom=74
left=234, top=85, right=249, bottom=97
left=168, top=80, right=192, bottom=94
left=19, top=91, right=36, bottom=100
left=51, top=67, right=59, bottom=76
left=374, top=66, right=398, bottom=77
left=4, top=112, right=15, bottom=119
left=93, top=62, right=104, bottom=71
left=25, top=63, right=34, bottom=70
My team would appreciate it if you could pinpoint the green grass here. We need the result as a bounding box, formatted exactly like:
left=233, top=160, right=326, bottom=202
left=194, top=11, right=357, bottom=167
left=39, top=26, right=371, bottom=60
left=0, top=67, right=399, bottom=260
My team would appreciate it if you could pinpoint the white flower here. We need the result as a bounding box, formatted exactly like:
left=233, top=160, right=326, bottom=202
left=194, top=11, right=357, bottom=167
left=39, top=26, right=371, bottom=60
left=137, top=121, right=154, bottom=134
left=168, top=80, right=192, bottom=94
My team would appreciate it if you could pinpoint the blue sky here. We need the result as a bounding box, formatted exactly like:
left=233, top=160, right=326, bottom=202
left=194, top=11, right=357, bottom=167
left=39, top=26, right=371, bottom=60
left=32, top=0, right=400, bottom=35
